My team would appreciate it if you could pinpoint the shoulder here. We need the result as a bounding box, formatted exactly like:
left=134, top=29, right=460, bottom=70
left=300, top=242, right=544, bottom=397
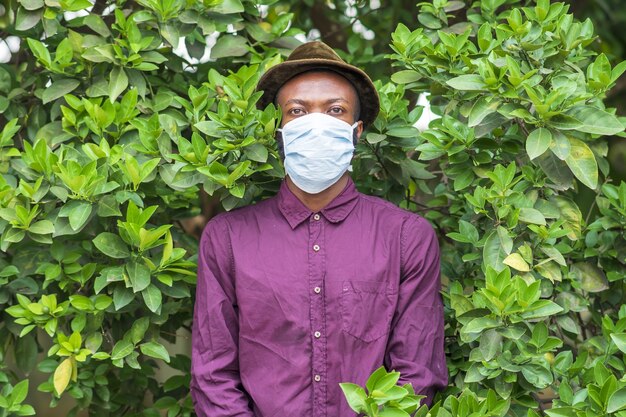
left=358, top=193, right=429, bottom=227
left=201, top=197, right=276, bottom=236
left=356, top=194, right=437, bottom=251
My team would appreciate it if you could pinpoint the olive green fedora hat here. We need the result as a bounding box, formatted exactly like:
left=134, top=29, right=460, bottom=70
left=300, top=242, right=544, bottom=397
left=256, top=41, right=380, bottom=128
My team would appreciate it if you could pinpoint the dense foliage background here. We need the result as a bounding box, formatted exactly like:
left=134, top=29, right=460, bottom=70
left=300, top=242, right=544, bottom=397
left=0, top=0, right=625, bottom=416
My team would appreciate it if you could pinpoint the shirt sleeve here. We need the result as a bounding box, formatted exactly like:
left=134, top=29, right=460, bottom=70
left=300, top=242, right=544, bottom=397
left=384, top=214, right=448, bottom=406
left=191, top=216, right=255, bottom=417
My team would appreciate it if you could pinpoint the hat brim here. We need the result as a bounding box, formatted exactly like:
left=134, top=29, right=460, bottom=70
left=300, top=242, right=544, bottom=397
left=256, top=58, right=380, bottom=128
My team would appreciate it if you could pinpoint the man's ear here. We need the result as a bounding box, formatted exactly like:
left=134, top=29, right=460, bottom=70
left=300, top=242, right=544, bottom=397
left=353, top=120, right=364, bottom=146
left=356, top=121, right=364, bottom=138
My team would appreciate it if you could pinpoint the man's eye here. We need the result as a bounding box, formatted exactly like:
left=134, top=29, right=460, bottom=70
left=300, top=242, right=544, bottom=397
left=328, top=107, right=344, bottom=114
left=289, top=108, right=305, bottom=115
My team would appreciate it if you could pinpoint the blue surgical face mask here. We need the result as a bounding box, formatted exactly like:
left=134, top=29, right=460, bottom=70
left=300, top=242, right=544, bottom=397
left=278, top=113, right=357, bottom=194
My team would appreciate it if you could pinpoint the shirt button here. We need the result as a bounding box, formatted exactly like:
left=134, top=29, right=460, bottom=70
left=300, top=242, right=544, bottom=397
left=314, top=375, right=321, bottom=382
left=313, top=244, right=320, bottom=252
left=313, top=213, right=321, bottom=221
left=314, top=331, right=321, bottom=338
left=314, top=287, right=321, bottom=294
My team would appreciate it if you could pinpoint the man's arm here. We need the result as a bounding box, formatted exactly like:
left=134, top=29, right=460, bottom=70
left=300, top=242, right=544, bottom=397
left=191, top=217, right=255, bottom=417
left=384, top=215, right=448, bottom=406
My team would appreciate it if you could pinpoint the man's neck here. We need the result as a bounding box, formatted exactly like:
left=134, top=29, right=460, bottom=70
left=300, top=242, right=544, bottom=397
left=286, top=173, right=350, bottom=213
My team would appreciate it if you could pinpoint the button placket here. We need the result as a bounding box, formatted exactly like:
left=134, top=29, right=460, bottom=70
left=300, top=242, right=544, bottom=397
left=308, top=211, right=326, bottom=416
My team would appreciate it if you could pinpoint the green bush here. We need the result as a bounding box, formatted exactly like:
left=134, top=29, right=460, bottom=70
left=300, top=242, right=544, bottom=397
left=342, top=1, right=626, bottom=416
left=0, top=0, right=625, bottom=416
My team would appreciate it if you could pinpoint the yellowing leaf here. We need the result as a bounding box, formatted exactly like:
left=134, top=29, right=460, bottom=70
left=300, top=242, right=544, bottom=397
left=503, top=253, right=530, bottom=272
left=564, top=137, right=598, bottom=189
left=53, top=357, right=73, bottom=395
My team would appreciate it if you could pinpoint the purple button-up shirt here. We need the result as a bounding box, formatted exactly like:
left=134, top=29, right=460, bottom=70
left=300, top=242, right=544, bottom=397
left=191, top=178, right=447, bottom=417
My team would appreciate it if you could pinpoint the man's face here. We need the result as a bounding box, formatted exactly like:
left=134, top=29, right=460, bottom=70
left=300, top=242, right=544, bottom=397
left=276, top=70, right=364, bottom=139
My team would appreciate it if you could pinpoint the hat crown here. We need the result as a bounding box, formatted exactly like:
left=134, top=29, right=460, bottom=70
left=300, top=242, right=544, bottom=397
left=256, top=41, right=380, bottom=127
left=286, top=41, right=343, bottom=63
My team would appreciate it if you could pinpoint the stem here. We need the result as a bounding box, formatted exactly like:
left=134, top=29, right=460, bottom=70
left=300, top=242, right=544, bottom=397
left=584, top=177, right=608, bottom=226
left=576, top=313, right=588, bottom=341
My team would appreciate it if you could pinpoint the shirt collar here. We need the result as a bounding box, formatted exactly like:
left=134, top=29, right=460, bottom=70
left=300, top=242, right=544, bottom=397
left=277, top=177, right=360, bottom=229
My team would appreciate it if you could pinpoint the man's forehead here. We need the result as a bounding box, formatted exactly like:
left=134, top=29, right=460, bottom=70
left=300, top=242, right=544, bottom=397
left=277, top=70, right=358, bottom=102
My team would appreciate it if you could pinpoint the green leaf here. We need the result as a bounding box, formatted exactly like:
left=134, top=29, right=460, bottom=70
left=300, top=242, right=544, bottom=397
left=526, top=128, right=552, bottom=160
left=570, top=262, right=608, bottom=292
left=93, top=232, right=130, bottom=259
left=378, top=408, right=411, bottom=417
left=550, top=130, right=571, bottom=160
left=522, top=300, right=564, bottom=319
left=391, top=70, right=421, bottom=84
left=568, top=106, right=624, bottom=136
left=113, top=286, right=134, bottom=310
left=0, top=68, right=11, bottom=94
left=95, top=293, right=116, bottom=313
left=540, top=246, right=566, bottom=267
left=339, top=383, right=367, bottom=413
left=518, top=207, right=546, bottom=225
left=479, top=328, right=502, bottom=361
left=564, top=137, right=598, bottom=189
left=547, top=114, right=582, bottom=130
left=109, top=67, right=129, bottom=103
left=211, top=35, right=248, bottom=59
left=83, top=14, right=111, bottom=37
left=210, top=0, right=244, bottom=13
left=483, top=227, right=512, bottom=272
left=610, top=333, right=626, bottom=354
left=373, top=371, right=401, bottom=392
left=97, top=195, right=122, bottom=217
left=468, top=97, right=500, bottom=127
left=244, top=143, right=268, bottom=163
left=160, top=22, right=180, bottom=48
left=60, top=0, right=92, bottom=11
left=29, top=220, right=55, bottom=234
left=53, top=358, right=73, bottom=395
left=0, top=118, right=20, bottom=146
left=611, top=61, right=626, bottom=84
left=387, top=126, right=419, bottom=138
left=12, top=379, right=29, bottom=404
left=15, top=8, right=43, bottom=31
left=68, top=201, right=92, bottom=231
left=70, top=295, right=93, bottom=311
left=111, top=339, right=134, bottom=360
left=19, top=0, right=44, bottom=10
left=142, top=284, right=162, bottom=313
left=140, top=341, right=170, bottom=362
left=536, top=151, right=573, bottom=190
left=366, top=132, right=387, bottom=144
left=607, top=387, right=626, bottom=413
left=129, top=317, right=150, bottom=344
left=42, top=79, right=80, bottom=104
left=127, top=261, right=151, bottom=293
left=446, top=74, right=486, bottom=90
left=521, top=363, right=553, bottom=389
left=366, top=366, right=388, bottom=393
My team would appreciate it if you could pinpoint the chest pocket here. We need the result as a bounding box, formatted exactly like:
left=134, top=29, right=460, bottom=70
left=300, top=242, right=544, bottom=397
left=340, top=281, right=396, bottom=342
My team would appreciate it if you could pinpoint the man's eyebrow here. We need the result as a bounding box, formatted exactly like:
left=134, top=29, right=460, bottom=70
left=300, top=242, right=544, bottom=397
left=284, top=98, right=307, bottom=106
left=284, top=98, right=349, bottom=105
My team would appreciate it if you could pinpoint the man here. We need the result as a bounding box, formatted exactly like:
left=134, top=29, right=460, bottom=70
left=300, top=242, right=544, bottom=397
left=191, top=41, right=447, bottom=416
